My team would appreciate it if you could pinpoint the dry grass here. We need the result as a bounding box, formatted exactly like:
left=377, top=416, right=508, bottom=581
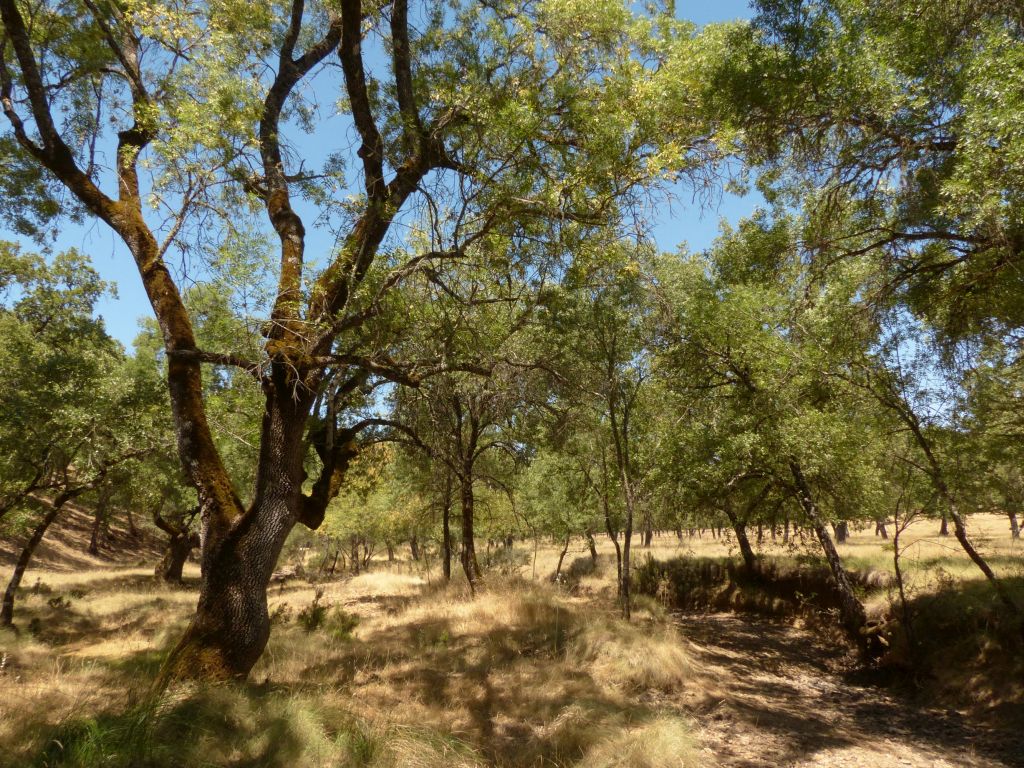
left=1, top=511, right=1019, bottom=766
left=0, top=563, right=700, bottom=767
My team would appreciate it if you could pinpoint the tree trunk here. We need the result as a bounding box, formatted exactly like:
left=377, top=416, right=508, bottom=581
left=386, top=540, right=395, bottom=563
left=790, top=461, right=872, bottom=655
left=1009, top=512, right=1020, bottom=540
left=939, top=512, right=949, bottom=536
left=460, top=475, right=478, bottom=591
left=88, top=500, right=105, bottom=556
left=410, top=534, right=420, bottom=561
left=442, top=478, right=452, bottom=582
left=156, top=392, right=313, bottom=686
left=723, top=500, right=757, bottom=573
left=601, top=493, right=622, bottom=597
left=155, top=531, right=196, bottom=583
left=832, top=521, right=849, bottom=543
left=586, top=531, right=598, bottom=563
left=1, top=494, right=68, bottom=627
left=552, top=533, right=571, bottom=582
left=125, top=504, right=139, bottom=540
left=875, top=521, right=888, bottom=539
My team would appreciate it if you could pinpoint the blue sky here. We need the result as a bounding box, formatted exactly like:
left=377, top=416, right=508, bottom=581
left=3, top=1, right=761, bottom=348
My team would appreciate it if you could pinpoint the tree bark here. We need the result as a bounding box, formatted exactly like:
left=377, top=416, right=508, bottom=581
left=460, top=474, right=479, bottom=592
left=156, top=390, right=314, bottom=685
left=442, top=477, right=453, bottom=582
left=1009, top=512, right=1020, bottom=540
left=1, top=493, right=69, bottom=626
left=552, top=533, right=571, bottom=582
left=586, top=531, right=599, bottom=563
left=789, top=461, right=872, bottom=654
left=410, top=534, right=420, bottom=561
left=88, top=489, right=111, bottom=556
left=156, top=531, right=198, bottom=583
left=723, top=500, right=757, bottom=573
left=832, top=521, right=849, bottom=543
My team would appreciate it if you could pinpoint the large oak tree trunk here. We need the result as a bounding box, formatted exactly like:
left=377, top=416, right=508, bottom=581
left=156, top=391, right=311, bottom=685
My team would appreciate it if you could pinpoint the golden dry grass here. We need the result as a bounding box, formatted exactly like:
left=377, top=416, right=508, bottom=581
left=0, top=563, right=700, bottom=767
left=0, top=511, right=1019, bottom=766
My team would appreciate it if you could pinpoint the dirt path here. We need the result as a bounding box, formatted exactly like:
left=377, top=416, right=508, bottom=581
left=677, top=613, right=1023, bottom=768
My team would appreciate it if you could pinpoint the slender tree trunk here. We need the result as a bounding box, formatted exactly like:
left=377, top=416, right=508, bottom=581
left=1009, top=512, right=1020, bottom=540
left=1, top=494, right=69, bottom=626
left=350, top=535, right=360, bottom=574
left=723, top=500, right=757, bottom=573
left=892, top=518, right=916, bottom=653
left=790, top=461, right=871, bottom=653
left=601, top=493, right=623, bottom=597
left=460, top=474, right=478, bottom=591
left=939, top=512, right=949, bottom=536
left=125, top=504, right=139, bottom=540
left=386, top=540, right=395, bottom=563
left=410, top=534, right=420, bottom=561
left=552, top=533, right=571, bottom=582
left=902, top=416, right=1020, bottom=618
left=442, top=476, right=452, bottom=582
left=586, top=530, right=598, bottom=563
left=88, top=497, right=107, bottom=556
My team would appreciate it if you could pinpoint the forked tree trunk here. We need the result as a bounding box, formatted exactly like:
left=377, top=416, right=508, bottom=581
left=1, top=493, right=69, bottom=626
left=790, top=461, right=872, bottom=655
left=156, top=393, right=313, bottom=686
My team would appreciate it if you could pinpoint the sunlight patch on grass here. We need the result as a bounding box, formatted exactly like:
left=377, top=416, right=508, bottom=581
left=568, top=615, right=691, bottom=693
left=581, top=716, right=701, bottom=768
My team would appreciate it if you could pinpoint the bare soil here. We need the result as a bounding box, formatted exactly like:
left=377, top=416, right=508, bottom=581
left=679, top=612, right=1024, bottom=768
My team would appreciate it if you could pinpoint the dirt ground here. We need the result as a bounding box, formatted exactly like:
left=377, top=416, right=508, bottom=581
left=678, top=612, right=1024, bottom=768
